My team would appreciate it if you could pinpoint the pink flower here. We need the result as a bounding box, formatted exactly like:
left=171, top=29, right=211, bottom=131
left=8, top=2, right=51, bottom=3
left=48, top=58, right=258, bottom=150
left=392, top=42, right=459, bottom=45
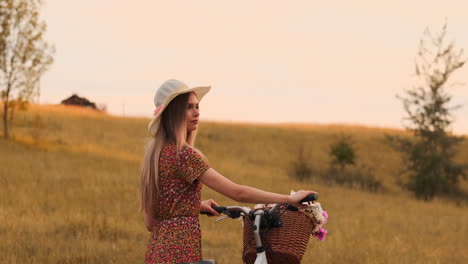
left=322, top=211, right=328, bottom=222
left=313, top=227, right=328, bottom=241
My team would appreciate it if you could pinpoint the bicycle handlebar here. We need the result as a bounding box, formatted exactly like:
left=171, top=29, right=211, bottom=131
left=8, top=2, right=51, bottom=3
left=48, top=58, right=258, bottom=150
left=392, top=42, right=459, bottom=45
left=200, top=206, right=243, bottom=218
left=199, top=206, right=224, bottom=215
left=286, top=193, right=319, bottom=211
left=200, top=193, right=318, bottom=216
left=300, top=193, right=318, bottom=203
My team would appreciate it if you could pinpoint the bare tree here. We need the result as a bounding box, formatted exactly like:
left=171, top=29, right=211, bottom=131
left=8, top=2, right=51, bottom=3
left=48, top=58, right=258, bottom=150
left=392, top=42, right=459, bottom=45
left=387, top=22, right=467, bottom=200
left=0, top=0, right=54, bottom=139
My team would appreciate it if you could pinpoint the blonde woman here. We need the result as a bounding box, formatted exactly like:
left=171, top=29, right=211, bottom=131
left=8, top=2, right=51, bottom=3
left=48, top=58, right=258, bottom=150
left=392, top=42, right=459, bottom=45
left=141, top=79, right=317, bottom=264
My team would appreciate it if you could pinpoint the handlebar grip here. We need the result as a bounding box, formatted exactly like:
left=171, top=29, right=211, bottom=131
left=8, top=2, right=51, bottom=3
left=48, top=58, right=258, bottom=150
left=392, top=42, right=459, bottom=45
left=200, top=206, right=226, bottom=216
left=212, top=206, right=226, bottom=213
left=287, top=193, right=319, bottom=211
left=300, top=193, right=318, bottom=203
left=200, top=211, right=212, bottom=215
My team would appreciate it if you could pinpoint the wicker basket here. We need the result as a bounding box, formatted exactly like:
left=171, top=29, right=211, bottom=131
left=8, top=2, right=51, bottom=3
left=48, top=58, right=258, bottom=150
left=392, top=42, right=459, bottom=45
left=242, top=210, right=314, bottom=264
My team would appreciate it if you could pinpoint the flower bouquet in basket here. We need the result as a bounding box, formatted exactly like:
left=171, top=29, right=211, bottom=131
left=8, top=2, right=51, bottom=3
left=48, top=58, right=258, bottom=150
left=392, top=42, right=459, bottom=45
left=290, top=190, right=328, bottom=241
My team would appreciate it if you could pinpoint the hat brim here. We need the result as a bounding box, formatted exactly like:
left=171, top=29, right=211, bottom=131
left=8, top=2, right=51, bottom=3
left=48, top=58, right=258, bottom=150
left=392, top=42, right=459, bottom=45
left=147, top=85, right=211, bottom=136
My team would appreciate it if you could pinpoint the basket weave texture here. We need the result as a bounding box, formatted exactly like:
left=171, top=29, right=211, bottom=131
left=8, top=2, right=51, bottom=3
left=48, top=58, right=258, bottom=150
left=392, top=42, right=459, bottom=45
left=242, top=210, right=314, bottom=264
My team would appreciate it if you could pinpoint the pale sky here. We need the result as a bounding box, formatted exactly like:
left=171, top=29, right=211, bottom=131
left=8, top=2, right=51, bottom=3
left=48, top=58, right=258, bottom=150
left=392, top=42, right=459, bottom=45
left=40, top=0, right=468, bottom=134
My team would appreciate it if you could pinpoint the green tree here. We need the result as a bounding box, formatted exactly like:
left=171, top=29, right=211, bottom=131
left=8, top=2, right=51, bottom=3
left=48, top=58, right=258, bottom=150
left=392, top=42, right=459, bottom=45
left=387, top=23, right=467, bottom=200
left=0, top=0, right=54, bottom=139
left=329, top=135, right=355, bottom=171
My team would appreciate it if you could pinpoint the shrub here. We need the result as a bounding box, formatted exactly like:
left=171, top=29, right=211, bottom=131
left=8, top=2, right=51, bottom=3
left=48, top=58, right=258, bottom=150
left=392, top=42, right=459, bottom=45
left=289, top=145, right=313, bottom=181
left=329, top=135, right=355, bottom=171
left=325, top=164, right=383, bottom=192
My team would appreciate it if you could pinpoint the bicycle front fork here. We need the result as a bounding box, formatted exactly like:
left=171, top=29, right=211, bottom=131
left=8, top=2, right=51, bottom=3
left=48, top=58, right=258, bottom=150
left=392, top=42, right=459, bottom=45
left=252, top=210, right=268, bottom=264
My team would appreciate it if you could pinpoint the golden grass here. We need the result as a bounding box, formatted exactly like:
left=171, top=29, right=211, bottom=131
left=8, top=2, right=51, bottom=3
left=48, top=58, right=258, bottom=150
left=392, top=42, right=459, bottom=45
left=0, top=104, right=467, bottom=263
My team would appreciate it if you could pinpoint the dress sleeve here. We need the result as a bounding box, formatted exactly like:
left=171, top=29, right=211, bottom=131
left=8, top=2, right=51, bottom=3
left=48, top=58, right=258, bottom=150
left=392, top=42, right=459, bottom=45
left=177, top=146, right=210, bottom=183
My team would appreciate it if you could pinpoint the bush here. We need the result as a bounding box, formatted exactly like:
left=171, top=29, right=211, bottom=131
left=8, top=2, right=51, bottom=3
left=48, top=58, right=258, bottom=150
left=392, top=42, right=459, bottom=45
left=326, top=135, right=382, bottom=192
left=324, top=164, right=383, bottom=192
left=289, top=145, right=313, bottom=181
left=288, top=138, right=383, bottom=192
left=329, top=135, right=355, bottom=171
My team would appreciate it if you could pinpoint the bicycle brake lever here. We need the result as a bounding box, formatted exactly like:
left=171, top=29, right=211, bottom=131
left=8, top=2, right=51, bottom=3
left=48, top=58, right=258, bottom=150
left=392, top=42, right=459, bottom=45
left=215, top=215, right=229, bottom=222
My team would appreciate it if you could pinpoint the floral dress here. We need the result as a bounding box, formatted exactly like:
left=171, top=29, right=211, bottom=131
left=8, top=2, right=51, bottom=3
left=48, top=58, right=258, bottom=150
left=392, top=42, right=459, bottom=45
left=145, top=142, right=210, bottom=264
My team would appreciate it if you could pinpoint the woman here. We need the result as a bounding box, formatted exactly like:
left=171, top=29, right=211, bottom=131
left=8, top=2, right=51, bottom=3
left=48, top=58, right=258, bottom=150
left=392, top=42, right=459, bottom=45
left=141, top=79, right=317, bottom=264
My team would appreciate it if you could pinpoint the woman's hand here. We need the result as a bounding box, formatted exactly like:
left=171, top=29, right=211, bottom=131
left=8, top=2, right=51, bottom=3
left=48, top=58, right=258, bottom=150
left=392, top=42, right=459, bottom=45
left=288, top=190, right=318, bottom=208
left=200, top=199, right=220, bottom=216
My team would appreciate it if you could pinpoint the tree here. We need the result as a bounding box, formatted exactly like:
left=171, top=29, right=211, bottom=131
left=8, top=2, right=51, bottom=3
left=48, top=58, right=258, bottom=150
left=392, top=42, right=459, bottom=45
left=0, top=0, right=54, bottom=139
left=387, top=23, right=467, bottom=200
left=329, top=135, right=355, bottom=171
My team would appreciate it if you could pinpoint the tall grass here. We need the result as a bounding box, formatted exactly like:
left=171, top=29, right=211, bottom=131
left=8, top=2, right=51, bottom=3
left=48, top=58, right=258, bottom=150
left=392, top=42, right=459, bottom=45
left=0, top=104, right=467, bottom=263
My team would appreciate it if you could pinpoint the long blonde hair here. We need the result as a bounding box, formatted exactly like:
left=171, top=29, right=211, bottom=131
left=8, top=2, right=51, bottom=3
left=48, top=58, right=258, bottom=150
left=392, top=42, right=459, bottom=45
left=139, top=92, right=203, bottom=215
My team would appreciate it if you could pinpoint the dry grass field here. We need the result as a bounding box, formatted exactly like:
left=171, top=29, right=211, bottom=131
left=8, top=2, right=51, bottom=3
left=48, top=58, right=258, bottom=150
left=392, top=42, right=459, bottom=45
left=1, top=104, right=467, bottom=263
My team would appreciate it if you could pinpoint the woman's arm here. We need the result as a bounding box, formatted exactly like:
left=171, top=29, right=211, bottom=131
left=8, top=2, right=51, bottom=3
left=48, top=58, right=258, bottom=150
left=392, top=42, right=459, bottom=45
left=198, top=168, right=316, bottom=206
left=143, top=210, right=158, bottom=232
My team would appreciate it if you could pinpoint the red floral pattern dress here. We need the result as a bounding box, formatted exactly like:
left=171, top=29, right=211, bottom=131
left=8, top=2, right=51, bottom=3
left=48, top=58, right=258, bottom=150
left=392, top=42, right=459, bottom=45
left=145, top=142, right=210, bottom=264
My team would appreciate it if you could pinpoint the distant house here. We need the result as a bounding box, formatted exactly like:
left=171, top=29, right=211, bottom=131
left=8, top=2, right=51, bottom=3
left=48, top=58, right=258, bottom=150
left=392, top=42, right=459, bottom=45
left=61, top=94, right=97, bottom=109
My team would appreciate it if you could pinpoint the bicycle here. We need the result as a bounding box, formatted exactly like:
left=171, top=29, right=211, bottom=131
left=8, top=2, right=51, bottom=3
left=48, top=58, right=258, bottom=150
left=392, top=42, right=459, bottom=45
left=201, top=194, right=318, bottom=264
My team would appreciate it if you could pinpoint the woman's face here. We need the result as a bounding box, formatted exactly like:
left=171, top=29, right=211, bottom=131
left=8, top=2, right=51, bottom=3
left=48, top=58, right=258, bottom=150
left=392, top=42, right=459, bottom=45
left=186, top=92, right=200, bottom=132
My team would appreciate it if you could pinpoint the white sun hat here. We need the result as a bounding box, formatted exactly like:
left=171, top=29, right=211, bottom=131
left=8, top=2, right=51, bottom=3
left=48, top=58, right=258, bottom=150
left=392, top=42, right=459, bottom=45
left=148, top=79, right=211, bottom=136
